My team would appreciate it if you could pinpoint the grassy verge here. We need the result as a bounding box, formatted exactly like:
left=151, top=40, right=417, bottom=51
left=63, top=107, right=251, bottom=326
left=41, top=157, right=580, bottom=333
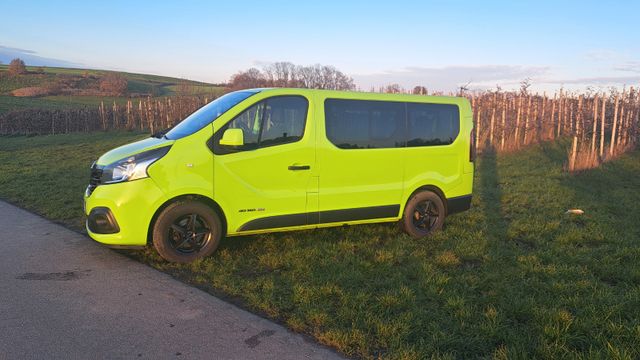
left=1, top=133, right=639, bottom=359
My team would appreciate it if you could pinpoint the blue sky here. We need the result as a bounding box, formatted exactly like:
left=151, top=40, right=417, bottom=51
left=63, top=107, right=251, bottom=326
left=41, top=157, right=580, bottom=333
left=1, top=0, right=639, bottom=91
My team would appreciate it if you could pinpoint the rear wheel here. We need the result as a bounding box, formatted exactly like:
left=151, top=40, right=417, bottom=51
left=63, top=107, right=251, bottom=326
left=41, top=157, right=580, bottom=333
left=402, top=190, right=445, bottom=238
left=152, top=201, right=221, bottom=263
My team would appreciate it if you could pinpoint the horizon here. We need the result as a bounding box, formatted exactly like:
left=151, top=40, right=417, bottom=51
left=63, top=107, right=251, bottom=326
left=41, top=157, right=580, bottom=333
left=1, top=0, right=639, bottom=92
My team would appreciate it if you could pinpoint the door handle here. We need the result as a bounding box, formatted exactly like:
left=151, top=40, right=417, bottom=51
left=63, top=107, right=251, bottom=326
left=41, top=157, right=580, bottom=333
left=288, top=164, right=310, bottom=171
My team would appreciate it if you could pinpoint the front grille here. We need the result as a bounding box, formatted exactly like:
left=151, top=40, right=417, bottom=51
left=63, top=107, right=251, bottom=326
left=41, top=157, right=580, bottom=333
left=87, top=162, right=103, bottom=195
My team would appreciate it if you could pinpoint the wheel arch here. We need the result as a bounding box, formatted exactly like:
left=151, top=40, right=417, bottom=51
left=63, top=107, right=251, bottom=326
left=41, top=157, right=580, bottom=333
left=146, top=194, right=228, bottom=245
left=403, top=185, right=448, bottom=216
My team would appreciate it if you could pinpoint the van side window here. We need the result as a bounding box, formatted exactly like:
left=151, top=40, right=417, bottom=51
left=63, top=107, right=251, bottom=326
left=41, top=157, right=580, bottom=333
left=213, top=96, right=308, bottom=154
left=407, top=103, right=459, bottom=147
left=325, top=99, right=405, bottom=149
left=225, top=101, right=264, bottom=150
left=260, top=96, right=307, bottom=147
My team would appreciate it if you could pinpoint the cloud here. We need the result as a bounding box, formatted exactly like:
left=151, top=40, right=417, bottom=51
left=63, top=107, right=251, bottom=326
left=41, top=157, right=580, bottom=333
left=0, top=45, right=80, bottom=67
left=585, top=49, right=621, bottom=62
left=353, top=65, right=549, bottom=91
left=614, top=61, right=640, bottom=73
left=540, top=75, right=640, bottom=85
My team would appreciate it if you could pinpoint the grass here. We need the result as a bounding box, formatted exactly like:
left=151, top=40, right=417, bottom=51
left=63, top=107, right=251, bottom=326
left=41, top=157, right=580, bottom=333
left=0, top=65, right=224, bottom=114
left=1, top=133, right=639, bottom=359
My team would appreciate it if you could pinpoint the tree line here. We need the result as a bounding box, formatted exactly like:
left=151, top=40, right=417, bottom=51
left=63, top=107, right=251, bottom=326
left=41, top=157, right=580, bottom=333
left=228, top=62, right=355, bottom=91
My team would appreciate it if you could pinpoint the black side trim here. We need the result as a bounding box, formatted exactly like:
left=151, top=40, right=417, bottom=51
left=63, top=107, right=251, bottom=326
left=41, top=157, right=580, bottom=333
left=447, top=195, right=472, bottom=215
left=318, top=205, right=400, bottom=224
left=239, top=213, right=308, bottom=232
left=238, top=204, right=400, bottom=232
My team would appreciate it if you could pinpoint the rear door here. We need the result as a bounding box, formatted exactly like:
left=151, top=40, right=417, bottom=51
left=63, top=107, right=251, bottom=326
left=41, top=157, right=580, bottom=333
left=402, top=102, right=463, bottom=200
left=212, top=95, right=317, bottom=233
left=316, top=97, right=405, bottom=224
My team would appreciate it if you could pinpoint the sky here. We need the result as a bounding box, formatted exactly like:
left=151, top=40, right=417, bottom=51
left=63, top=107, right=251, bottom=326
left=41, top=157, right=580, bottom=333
left=1, top=0, right=639, bottom=92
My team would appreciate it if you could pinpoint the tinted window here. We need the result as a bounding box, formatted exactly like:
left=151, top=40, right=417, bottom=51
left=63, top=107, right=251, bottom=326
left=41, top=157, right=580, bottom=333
left=407, top=103, right=459, bottom=146
left=260, top=97, right=308, bottom=146
left=223, top=101, right=265, bottom=150
left=213, top=96, right=308, bottom=154
left=166, top=90, right=259, bottom=140
left=325, top=99, right=405, bottom=149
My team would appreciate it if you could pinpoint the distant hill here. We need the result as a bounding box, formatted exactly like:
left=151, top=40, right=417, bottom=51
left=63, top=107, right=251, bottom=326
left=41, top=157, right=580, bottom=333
left=0, top=65, right=226, bottom=114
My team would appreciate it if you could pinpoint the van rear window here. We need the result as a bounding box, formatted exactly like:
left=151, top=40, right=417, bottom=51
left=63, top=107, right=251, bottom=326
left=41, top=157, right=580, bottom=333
left=324, top=99, right=459, bottom=149
left=325, top=99, right=404, bottom=149
left=407, top=103, right=459, bottom=146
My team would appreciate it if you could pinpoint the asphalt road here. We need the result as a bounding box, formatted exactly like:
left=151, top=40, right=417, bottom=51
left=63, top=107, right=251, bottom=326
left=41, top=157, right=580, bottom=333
left=0, top=201, right=342, bottom=360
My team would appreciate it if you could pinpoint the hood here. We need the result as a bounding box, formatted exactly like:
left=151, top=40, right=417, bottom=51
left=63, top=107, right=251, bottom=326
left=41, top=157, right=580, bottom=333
left=96, top=136, right=174, bottom=166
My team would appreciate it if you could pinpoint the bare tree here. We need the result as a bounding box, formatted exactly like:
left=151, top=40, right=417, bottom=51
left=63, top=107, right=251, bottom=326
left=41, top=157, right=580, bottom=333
left=520, top=78, right=532, bottom=95
left=384, top=83, right=402, bottom=93
left=228, top=62, right=355, bottom=91
left=8, top=58, right=27, bottom=75
left=458, top=81, right=471, bottom=96
left=228, top=68, right=268, bottom=90
left=263, top=62, right=298, bottom=87
left=100, top=73, right=128, bottom=96
left=412, top=86, right=427, bottom=95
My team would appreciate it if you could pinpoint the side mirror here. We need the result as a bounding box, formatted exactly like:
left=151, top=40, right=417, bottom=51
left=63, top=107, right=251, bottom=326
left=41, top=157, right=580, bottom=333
left=219, top=128, right=244, bottom=146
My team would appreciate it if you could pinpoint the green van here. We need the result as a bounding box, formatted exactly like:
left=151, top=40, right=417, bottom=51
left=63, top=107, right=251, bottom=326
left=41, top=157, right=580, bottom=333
left=85, top=88, right=474, bottom=262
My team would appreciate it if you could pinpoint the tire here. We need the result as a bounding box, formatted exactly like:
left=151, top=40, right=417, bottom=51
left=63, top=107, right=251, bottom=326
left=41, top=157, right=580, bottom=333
left=152, top=201, right=222, bottom=263
left=402, top=190, right=446, bottom=239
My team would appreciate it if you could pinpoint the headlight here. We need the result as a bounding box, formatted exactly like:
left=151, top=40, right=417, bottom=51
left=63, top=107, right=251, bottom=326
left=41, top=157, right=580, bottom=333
left=101, top=146, right=171, bottom=184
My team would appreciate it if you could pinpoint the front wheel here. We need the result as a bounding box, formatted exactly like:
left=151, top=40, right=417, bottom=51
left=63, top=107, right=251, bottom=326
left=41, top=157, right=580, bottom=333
left=152, top=201, right=222, bottom=263
left=402, top=190, right=446, bottom=238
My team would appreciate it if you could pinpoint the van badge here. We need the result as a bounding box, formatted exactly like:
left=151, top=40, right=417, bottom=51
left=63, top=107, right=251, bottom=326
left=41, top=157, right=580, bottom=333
left=239, top=208, right=265, bottom=213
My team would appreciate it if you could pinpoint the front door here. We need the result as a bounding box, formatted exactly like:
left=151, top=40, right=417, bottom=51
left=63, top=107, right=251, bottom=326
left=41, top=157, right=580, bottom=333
left=212, top=95, right=316, bottom=233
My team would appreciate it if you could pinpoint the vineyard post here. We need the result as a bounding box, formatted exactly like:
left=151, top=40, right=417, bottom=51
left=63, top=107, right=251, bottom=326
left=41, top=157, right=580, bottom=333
left=557, top=89, right=563, bottom=137
left=550, top=93, right=556, bottom=140
left=524, top=95, right=532, bottom=145
left=569, top=130, right=578, bottom=172
left=569, top=101, right=574, bottom=135
left=112, top=101, right=118, bottom=130
left=514, top=95, right=522, bottom=148
left=533, top=96, right=539, bottom=143
left=618, top=103, right=626, bottom=148
left=599, top=96, right=606, bottom=158
left=100, top=101, right=106, bottom=131
left=500, top=93, right=506, bottom=150
left=577, top=96, right=583, bottom=142
left=475, top=103, right=481, bottom=154
left=138, top=100, right=143, bottom=131
left=591, top=94, right=598, bottom=155
left=540, top=92, right=546, bottom=141
left=489, top=93, right=496, bottom=147
left=126, top=100, right=132, bottom=129
left=609, top=92, right=620, bottom=156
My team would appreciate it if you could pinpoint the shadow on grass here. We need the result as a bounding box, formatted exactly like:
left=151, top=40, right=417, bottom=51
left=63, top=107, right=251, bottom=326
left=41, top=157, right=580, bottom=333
left=477, top=145, right=509, bottom=246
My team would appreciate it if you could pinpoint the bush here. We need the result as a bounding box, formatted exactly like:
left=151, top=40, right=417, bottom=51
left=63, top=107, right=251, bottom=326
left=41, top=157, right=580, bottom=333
left=8, top=58, right=27, bottom=75
left=99, top=73, right=128, bottom=96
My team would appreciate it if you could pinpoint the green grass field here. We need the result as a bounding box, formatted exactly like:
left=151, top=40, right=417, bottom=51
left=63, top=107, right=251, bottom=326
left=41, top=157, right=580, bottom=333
left=1, top=133, right=639, bottom=359
left=0, top=65, right=225, bottom=114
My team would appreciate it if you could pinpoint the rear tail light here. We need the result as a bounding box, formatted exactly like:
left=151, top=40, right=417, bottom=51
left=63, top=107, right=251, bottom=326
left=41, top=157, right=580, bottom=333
left=469, top=130, right=476, bottom=162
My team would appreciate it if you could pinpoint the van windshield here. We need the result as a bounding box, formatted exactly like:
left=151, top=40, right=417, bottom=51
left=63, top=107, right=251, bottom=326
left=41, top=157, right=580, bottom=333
left=164, top=89, right=260, bottom=140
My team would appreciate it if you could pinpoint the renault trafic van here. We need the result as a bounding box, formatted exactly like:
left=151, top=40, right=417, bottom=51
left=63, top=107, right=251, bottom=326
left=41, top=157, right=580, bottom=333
left=85, top=88, right=474, bottom=263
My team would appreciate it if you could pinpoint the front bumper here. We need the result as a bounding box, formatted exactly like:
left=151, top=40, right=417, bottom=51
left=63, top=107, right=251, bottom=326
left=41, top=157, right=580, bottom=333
left=84, top=178, right=165, bottom=246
